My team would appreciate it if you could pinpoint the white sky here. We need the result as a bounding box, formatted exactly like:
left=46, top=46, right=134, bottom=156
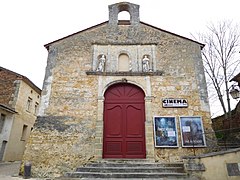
left=0, top=0, right=240, bottom=116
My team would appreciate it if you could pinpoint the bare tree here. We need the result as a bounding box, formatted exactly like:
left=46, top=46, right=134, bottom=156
left=195, top=21, right=240, bottom=118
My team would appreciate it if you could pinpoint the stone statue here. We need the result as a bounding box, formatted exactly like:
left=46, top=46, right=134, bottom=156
left=142, top=55, right=150, bottom=72
left=96, top=54, right=106, bottom=72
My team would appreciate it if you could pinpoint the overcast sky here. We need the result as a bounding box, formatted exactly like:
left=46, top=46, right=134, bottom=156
left=1, top=0, right=240, bottom=116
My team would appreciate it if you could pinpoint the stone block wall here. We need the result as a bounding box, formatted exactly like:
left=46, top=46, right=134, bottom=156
left=0, top=67, right=18, bottom=107
left=183, top=148, right=240, bottom=180
left=151, top=74, right=213, bottom=161
left=23, top=18, right=214, bottom=177
left=0, top=67, right=41, bottom=161
left=4, top=80, right=40, bottom=161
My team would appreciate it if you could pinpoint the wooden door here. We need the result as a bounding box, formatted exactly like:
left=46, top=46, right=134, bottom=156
left=103, top=83, right=146, bottom=158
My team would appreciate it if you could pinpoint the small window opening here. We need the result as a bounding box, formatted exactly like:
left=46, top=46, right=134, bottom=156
left=34, top=102, right=39, bottom=115
left=26, top=97, right=32, bottom=112
left=0, top=114, right=6, bottom=133
left=21, top=124, right=28, bottom=141
left=0, top=140, right=7, bottom=161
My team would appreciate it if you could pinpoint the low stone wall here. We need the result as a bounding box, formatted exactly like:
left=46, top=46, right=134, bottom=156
left=183, top=148, right=240, bottom=180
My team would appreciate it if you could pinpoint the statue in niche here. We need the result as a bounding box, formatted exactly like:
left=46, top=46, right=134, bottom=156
left=96, top=54, right=106, bottom=72
left=142, top=55, right=150, bottom=72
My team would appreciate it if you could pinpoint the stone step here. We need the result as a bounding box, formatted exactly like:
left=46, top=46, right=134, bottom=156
left=85, top=162, right=185, bottom=168
left=65, top=172, right=188, bottom=179
left=76, top=166, right=184, bottom=173
left=60, top=161, right=188, bottom=179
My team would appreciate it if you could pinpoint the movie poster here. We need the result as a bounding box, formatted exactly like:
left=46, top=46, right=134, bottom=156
left=180, top=116, right=206, bottom=147
left=153, top=116, right=178, bottom=147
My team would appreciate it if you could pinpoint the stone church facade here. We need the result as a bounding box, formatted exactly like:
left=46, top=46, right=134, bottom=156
left=23, top=2, right=214, bottom=177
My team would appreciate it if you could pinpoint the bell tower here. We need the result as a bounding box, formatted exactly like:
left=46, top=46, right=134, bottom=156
left=108, top=2, right=140, bottom=26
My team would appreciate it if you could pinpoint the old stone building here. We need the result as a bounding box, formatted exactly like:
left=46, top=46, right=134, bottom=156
left=0, top=66, right=41, bottom=161
left=23, top=2, right=215, bottom=177
left=211, top=72, right=240, bottom=148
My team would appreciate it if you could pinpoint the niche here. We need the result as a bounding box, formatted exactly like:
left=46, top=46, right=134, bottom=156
left=118, top=53, right=129, bottom=71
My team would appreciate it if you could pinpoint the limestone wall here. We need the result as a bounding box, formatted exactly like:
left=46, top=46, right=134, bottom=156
left=184, top=148, right=240, bottom=180
left=4, top=80, right=40, bottom=161
left=0, top=67, right=18, bottom=107
left=23, top=21, right=213, bottom=177
left=0, top=109, right=14, bottom=161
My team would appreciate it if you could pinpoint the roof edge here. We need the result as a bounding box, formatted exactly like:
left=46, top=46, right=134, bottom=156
left=44, top=20, right=205, bottom=50
left=140, top=21, right=205, bottom=48
left=44, top=21, right=109, bottom=50
left=230, top=72, right=240, bottom=82
left=0, top=103, right=17, bottom=113
left=0, top=66, right=41, bottom=94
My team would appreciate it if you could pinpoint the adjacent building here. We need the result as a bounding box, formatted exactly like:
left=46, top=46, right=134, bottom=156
left=0, top=66, right=41, bottom=161
left=23, top=2, right=215, bottom=177
left=211, top=72, right=240, bottom=147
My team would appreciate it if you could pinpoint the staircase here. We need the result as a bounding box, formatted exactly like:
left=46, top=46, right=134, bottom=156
left=60, top=160, right=190, bottom=179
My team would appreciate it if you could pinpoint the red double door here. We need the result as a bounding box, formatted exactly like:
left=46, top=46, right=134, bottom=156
left=103, top=83, right=146, bottom=158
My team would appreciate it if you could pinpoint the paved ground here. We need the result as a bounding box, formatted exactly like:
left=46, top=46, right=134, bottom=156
left=0, top=161, right=38, bottom=180
left=0, top=161, right=192, bottom=179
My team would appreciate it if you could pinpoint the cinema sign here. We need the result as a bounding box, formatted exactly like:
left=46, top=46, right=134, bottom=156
left=162, top=98, right=188, bottom=108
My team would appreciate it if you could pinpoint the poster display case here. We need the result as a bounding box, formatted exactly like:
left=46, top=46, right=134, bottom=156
left=179, top=116, right=206, bottom=147
left=153, top=116, right=178, bottom=147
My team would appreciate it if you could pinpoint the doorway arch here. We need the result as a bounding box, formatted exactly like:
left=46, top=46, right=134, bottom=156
left=103, top=83, right=146, bottom=158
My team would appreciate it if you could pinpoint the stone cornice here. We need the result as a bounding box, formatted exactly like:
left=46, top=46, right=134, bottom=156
left=86, top=71, right=163, bottom=76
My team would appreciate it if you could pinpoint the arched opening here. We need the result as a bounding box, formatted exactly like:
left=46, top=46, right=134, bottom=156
left=108, top=2, right=140, bottom=26
left=117, top=4, right=131, bottom=25
left=103, top=83, right=146, bottom=158
left=118, top=53, right=129, bottom=71
left=118, top=10, right=130, bottom=21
